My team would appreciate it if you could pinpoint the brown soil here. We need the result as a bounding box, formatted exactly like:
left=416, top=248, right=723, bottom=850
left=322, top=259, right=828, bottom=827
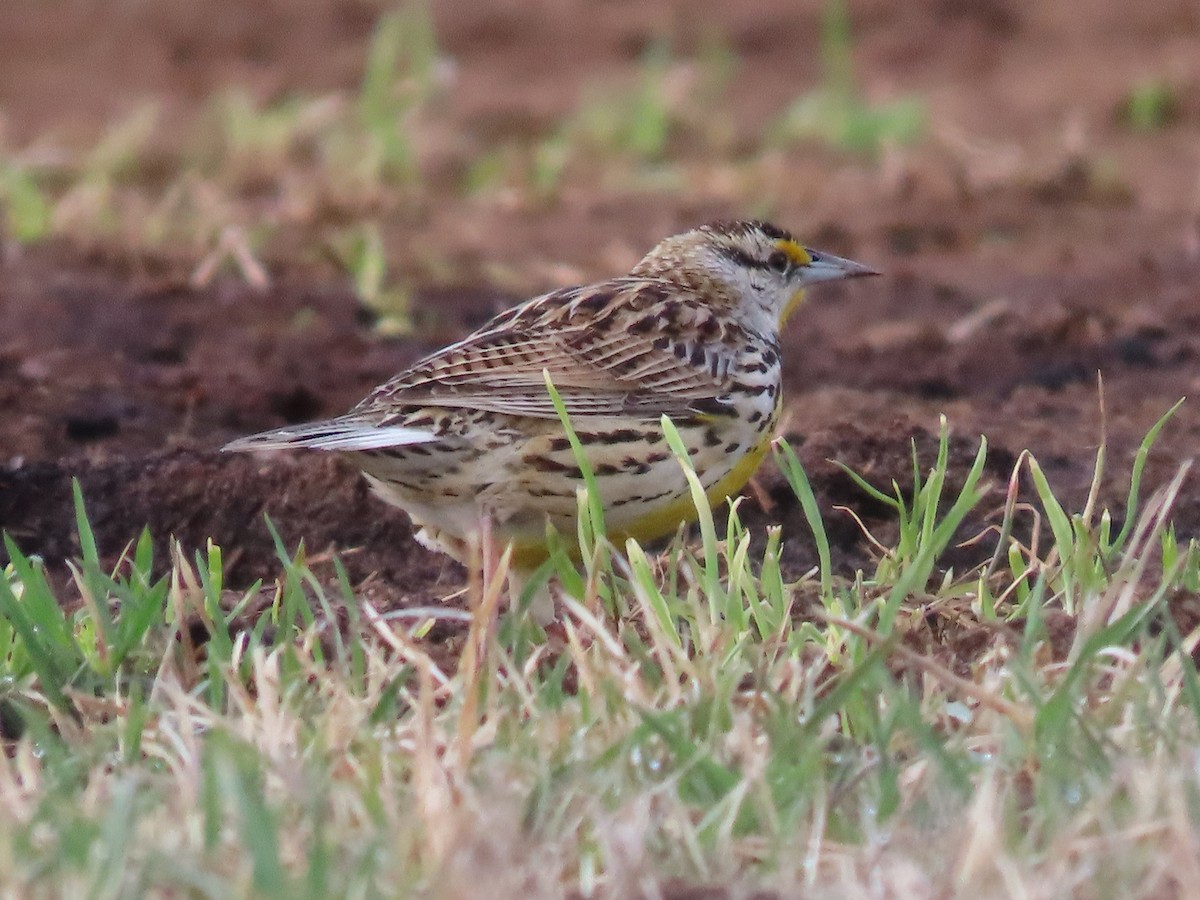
left=3, top=0, right=1200, bottom=621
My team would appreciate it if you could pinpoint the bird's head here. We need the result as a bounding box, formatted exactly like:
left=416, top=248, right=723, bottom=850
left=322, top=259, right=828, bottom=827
left=631, top=219, right=878, bottom=332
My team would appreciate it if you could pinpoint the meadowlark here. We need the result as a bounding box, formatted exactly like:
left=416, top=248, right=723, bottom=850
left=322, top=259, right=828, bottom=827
left=224, top=220, right=876, bottom=579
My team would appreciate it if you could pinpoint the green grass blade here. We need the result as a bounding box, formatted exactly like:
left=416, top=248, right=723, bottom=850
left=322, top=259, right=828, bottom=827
left=543, top=370, right=607, bottom=550
left=661, top=415, right=723, bottom=619
left=1110, top=398, right=1184, bottom=552
left=773, top=439, right=832, bottom=599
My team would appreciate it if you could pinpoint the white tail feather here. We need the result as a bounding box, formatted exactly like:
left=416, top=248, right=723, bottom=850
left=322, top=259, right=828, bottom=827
left=222, top=420, right=438, bottom=453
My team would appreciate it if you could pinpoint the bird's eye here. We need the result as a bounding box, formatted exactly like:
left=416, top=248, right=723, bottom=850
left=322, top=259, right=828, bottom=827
left=766, top=250, right=790, bottom=273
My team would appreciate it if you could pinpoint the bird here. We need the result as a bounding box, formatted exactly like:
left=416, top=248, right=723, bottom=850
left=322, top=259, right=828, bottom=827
left=223, top=220, right=877, bottom=592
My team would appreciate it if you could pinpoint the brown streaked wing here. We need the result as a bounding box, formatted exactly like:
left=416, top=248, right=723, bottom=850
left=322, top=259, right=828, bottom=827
left=353, top=279, right=738, bottom=421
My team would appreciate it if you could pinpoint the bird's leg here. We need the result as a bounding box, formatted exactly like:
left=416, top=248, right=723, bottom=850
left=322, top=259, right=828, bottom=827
left=466, top=528, right=483, bottom=614
left=465, top=509, right=502, bottom=611
left=480, top=508, right=524, bottom=638
left=479, top=508, right=499, bottom=601
left=464, top=512, right=556, bottom=624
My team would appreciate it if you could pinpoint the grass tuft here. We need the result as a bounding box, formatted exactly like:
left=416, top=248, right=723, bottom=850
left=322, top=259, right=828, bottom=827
left=1119, top=79, right=1179, bottom=131
left=2, top=405, right=1199, bottom=894
left=770, top=0, right=925, bottom=155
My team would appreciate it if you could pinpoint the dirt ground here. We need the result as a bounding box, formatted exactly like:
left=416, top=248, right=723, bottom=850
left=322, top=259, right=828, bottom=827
left=3, top=0, right=1200, bottom=615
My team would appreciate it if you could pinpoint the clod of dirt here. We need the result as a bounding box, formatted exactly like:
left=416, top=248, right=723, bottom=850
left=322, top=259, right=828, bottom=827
left=0, top=450, right=457, bottom=612
left=64, top=411, right=121, bottom=442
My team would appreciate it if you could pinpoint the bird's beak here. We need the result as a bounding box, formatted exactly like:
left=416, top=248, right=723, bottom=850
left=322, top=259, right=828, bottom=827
left=796, top=249, right=880, bottom=285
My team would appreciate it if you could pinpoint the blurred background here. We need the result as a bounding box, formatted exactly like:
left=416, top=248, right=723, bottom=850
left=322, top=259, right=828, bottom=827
left=3, top=0, right=1198, bottom=288
left=3, top=0, right=1200, bottom=582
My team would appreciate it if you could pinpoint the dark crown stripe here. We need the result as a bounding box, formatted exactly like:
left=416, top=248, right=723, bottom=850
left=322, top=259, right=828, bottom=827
left=700, top=219, right=794, bottom=243
left=716, top=245, right=770, bottom=270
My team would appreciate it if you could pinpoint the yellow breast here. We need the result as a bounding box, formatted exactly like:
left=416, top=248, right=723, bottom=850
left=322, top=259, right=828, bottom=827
left=607, top=429, right=772, bottom=548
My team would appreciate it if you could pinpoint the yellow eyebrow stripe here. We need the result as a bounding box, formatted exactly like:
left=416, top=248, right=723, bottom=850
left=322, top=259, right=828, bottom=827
left=776, top=239, right=811, bottom=267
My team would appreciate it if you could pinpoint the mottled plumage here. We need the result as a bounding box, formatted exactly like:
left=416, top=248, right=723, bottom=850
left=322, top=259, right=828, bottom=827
left=224, top=220, right=876, bottom=569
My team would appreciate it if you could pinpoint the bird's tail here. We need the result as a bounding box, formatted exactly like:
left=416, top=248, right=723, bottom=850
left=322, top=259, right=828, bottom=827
left=222, top=415, right=438, bottom=453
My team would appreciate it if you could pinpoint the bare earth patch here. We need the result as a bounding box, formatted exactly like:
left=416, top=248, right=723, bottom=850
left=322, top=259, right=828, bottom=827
left=3, top=0, right=1200, bottom=895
